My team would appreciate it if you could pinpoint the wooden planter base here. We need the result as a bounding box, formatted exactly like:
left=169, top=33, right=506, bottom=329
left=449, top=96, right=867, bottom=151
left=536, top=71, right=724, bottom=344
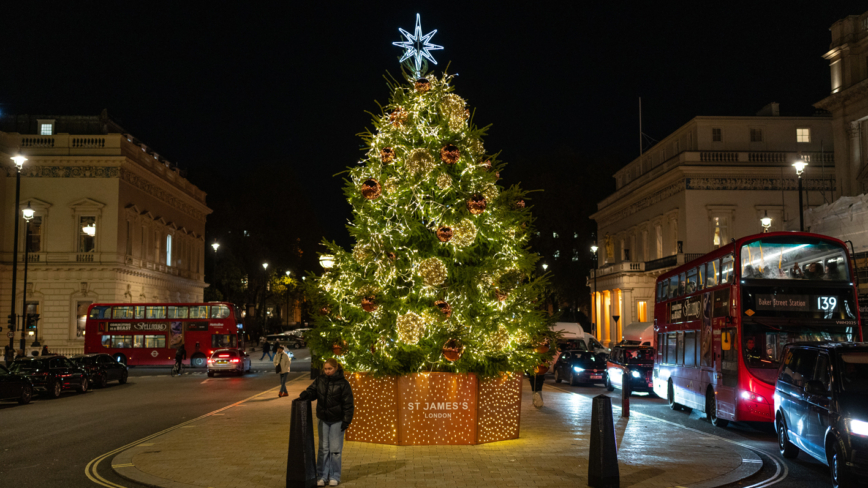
left=344, top=372, right=523, bottom=446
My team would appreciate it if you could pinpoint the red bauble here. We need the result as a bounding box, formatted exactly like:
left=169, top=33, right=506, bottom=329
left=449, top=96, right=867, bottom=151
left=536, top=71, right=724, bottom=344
left=434, top=300, right=452, bottom=318
left=442, top=338, right=464, bottom=362
left=440, top=144, right=460, bottom=164
left=361, top=296, right=377, bottom=312
left=437, top=226, right=453, bottom=242
left=332, top=341, right=347, bottom=356
left=389, top=107, right=407, bottom=127
left=515, top=199, right=526, bottom=209
left=380, top=147, right=395, bottom=164
left=415, top=78, right=431, bottom=93
left=479, top=160, right=492, bottom=171
left=534, top=340, right=550, bottom=354
left=534, top=364, right=549, bottom=375
left=361, top=179, right=382, bottom=200
left=467, top=194, right=486, bottom=215
left=319, top=306, right=330, bottom=316
left=387, top=252, right=396, bottom=261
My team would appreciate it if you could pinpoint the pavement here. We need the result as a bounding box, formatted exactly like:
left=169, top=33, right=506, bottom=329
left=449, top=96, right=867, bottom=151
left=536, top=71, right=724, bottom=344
left=109, top=377, right=763, bottom=488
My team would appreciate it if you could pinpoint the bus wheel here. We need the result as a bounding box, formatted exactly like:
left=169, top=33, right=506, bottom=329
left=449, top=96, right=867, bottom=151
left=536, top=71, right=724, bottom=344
left=706, top=389, right=728, bottom=427
left=114, top=354, right=127, bottom=365
left=668, top=380, right=681, bottom=411
left=190, top=354, right=207, bottom=368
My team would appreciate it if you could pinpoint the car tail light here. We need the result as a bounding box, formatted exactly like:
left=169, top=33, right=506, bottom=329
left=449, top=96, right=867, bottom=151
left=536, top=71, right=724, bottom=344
left=230, top=359, right=239, bottom=363
left=219, top=354, right=229, bottom=358
left=207, top=359, right=213, bottom=364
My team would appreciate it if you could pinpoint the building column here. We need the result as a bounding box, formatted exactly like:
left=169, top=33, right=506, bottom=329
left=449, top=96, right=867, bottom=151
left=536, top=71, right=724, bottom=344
left=622, top=288, right=634, bottom=336
left=848, top=122, right=862, bottom=197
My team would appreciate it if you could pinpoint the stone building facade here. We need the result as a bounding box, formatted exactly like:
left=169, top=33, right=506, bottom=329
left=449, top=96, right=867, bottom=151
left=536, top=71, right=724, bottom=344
left=589, top=109, right=836, bottom=346
left=0, top=112, right=211, bottom=354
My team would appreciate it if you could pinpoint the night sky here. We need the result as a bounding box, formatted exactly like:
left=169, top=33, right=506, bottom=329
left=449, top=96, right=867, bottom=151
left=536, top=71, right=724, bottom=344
left=3, top=2, right=865, bottom=250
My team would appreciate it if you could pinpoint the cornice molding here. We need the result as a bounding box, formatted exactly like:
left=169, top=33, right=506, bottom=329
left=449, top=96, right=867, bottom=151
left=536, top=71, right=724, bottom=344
left=119, top=167, right=210, bottom=222
left=814, top=77, right=868, bottom=112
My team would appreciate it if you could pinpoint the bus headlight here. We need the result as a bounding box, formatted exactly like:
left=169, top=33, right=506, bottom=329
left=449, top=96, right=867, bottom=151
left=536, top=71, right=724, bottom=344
left=631, top=370, right=641, bottom=378
left=573, top=366, right=584, bottom=373
left=849, top=419, right=868, bottom=436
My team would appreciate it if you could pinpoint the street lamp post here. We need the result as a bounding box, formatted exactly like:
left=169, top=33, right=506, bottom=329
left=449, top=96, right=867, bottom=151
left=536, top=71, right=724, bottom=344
left=793, top=157, right=808, bottom=232
left=210, top=240, right=220, bottom=295
left=591, top=232, right=599, bottom=339
left=9, top=156, right=26, bottom=353
left=22, top=204, right=36, bottom=347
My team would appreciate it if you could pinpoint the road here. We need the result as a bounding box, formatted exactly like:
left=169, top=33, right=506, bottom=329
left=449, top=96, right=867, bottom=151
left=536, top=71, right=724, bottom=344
left=0, top=351, right=835, bottom=488
left=0, top=350, right=311, bottom=488
left=545, top=376, right=835, bottom=488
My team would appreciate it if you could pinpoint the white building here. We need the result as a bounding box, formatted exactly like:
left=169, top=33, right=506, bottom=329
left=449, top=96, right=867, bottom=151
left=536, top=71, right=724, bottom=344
left=0, top=112, right=211, bottom=354
left=803, top=9, right=868, bottom=304
left=589, top=107, right=835, bottom=346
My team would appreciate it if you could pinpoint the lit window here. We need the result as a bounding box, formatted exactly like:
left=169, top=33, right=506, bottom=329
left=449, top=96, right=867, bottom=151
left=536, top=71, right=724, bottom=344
left=712, top=128, right=722, bottom=142
left=796, top=128, right=811, bottom=143
left=637, top=301, right=648, bottom=322
left=166, top=234, right=172, bottom=266
left=750, top=128, right=763, bottom=142
left=573, top=232, right=578, bottom=239
left=40, top=124, right=52, bottom=135
left=553, top=231, right=559, bottom=238
left=79, top=217, right=96, bottom=252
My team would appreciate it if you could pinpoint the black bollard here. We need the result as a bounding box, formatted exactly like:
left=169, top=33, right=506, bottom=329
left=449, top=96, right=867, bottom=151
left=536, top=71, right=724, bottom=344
left=621, top=372, right=630, bottom=418
left=588, top=394, right=619, bottom=488
left=286, top=399, right=317, bottom=488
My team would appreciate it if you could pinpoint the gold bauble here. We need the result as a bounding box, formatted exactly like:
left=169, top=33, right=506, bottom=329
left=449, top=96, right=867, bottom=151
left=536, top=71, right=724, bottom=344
left=486, top=325, right=510, bottom=351
left=396, top=312, right=425, bottom=344
left=382, top=177, right=399, bottom=195
left=418, top=257, right=448, bottom=286
left=469, top=139, right=485, bottom=157
left=440, top=94, right=466, bottom=131
left=481, top=183, right=499, bottom=203
left=451, top=219, right=477, bottom=247
left=352, top=245, right=372, bottom=263
left=406, top=148, right=436, bottom=175
left=389, top=106, right=408, bottom=127
left=436, top=173, right=452, bottom=190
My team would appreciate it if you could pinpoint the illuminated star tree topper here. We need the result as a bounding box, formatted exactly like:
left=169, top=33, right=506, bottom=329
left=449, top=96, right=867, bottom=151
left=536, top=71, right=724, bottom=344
left=392, top=14, right=443, bottom=78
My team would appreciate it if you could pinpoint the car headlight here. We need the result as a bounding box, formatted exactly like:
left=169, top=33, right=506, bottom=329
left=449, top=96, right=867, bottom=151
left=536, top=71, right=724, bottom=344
left=849, top=419, right=868, bottom=436
left=631, top=370, right=641, bottom=378
left=573, top=366, right=584, bottom=373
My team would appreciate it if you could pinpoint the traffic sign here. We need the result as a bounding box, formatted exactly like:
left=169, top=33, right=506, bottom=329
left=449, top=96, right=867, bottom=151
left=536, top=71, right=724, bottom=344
left=6, top=331, right=12, bottom=338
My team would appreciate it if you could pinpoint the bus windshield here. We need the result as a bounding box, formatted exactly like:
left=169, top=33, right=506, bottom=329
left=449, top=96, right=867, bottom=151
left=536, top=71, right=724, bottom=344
left=740, top=238, right=850, bottom=281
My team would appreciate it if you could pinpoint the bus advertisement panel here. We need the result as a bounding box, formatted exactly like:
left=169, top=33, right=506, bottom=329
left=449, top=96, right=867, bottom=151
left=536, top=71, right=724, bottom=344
left=653, top=232, right=861, bottom=426
left=84, top=302, right=241, bottom=368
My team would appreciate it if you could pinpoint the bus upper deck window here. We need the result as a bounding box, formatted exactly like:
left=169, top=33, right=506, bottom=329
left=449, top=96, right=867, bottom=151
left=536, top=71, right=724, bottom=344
left=190, top=306, right=209, bottom=319
left=168, top=306, right=189, bottom=319
left=669, top=276, right=678, bottom=298
left=112, top=306, right=134, bottom=319
left=146, top=306, right=166, bottom=319
left=686, top=268, right=698, bottom=294
left=721, top=255, right=734, bottom=284
left=89, top=306, right=111, bottom=319
left=211, top=305, right=230, bottom=319
left=706, top=260, right=719, bottom=287
left=135, top=306, right=146, bottom=319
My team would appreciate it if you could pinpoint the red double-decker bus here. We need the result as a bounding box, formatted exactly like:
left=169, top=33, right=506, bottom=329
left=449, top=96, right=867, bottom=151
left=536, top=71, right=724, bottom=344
left=84, top=302, right=242, bottom=368
left=653, top=232, right=861, bottom=426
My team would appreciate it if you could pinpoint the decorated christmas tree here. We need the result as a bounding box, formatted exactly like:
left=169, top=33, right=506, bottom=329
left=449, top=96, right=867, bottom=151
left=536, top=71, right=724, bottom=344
left=307, top=16, right=552, bottom=379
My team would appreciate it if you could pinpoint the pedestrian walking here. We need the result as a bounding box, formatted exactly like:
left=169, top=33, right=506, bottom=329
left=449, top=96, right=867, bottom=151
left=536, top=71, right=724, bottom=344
left=526, top=370, right=545, bottom=408
left=273, top=345, right=292, bottom=397
left=40, top=345, right=49, bottom=356
left=297, top=358, right=354, bottom=487
left=258, top=335, right=266, bottom=351
left=260, top=341, right=273, bottom=361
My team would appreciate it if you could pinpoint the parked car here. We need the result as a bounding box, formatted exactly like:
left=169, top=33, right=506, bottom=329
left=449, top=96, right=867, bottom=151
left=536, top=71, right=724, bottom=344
left=553, top=347, right=608, bottom=386
left=207, top=349, right=252, bottom=376
left=0, top=364, right=33, bottom=404
left=71, top=353, right=129, bottom=388
left=774, top=342, right=868, bottom=488
left=606, top=344, right=655, bottom=395
left=9, top=355, right=89, bottom=398
left=267, top=333, right=305, bottom=349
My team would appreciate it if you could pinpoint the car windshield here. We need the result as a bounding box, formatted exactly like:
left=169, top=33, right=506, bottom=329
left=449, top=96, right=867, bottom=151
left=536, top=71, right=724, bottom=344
left=741, top=322, right=856, bottom=370
left=740, top=238, right=850, bottom=281
left=839, top=352, right=868, bottom=392
left=10, top=361, right=44, bottom=372
left=623, top=348, right=654, bottom=363
left=559, top=341, right=588, bottom=352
